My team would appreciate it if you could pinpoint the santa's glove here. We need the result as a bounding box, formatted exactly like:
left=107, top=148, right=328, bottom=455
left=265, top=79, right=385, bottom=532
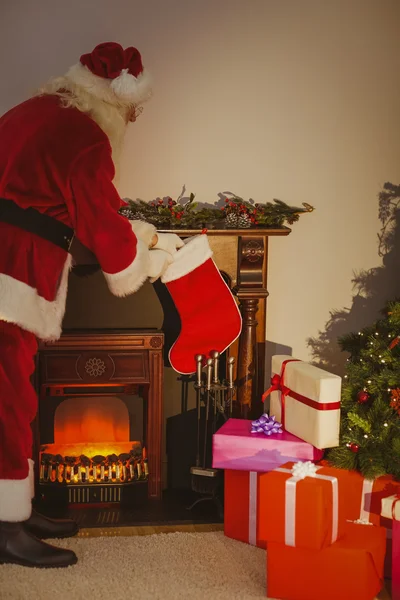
left=148, top=249, right=174, bottom=283
left=129, top=220, right=157, bottom=248
left=153, top=233, right=184, bottom=256
left=160, top=235, right=242, bottom=374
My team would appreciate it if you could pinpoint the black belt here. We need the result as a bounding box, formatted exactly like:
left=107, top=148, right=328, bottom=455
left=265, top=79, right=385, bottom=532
left=0, top=198, right=75, bottom=252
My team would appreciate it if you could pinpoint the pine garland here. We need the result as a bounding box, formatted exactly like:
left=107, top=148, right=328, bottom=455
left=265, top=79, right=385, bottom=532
left=326, top=300, right=400, bottom=480
left=119, top=193, right=314, bottom=229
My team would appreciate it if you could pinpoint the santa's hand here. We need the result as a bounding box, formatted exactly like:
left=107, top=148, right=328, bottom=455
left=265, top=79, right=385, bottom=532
left=130, top=219, right=157, bottom=247
left=153, top=233, right=184, bottom=256
left=148, top=249, right=174, bottom=283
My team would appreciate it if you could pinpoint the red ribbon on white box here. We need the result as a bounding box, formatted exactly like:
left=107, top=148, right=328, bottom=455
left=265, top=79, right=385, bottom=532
left=275, top=461, right=339, bottom=547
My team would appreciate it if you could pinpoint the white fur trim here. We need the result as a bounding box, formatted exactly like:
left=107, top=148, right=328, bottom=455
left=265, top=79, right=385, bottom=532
left=0, top=462, right=32, bottom=522
left=111, top=69, right=153, bottom=105
left=129, top=220, right=156, bottom=247
left=0, top=255, right=72, bottom=341
left=103, top=239, right=149, bottom=297
left=66, top=63, right=152, bottom=106
left=161, top=235, right=213, bottom=283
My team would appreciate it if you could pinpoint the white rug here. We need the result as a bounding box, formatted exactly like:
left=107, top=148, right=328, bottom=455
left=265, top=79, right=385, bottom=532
left=0, top=532, right=267, bottom=600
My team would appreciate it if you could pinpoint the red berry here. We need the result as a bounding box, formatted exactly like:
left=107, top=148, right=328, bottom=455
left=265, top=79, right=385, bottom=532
left=225, top=198, right=229, bottom=203
left=201, top=228, right=208, bottom=234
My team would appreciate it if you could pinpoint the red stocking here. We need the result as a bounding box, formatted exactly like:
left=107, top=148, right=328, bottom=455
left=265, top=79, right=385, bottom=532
left=161, top=235, right=242, bottom=374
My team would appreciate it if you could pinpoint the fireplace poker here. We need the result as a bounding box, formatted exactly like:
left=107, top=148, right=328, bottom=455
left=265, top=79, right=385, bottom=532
left=210, top=351, right=220, bottom=434
left=203, top=358, right=213, bottom=468
left=195, top=354, right=204, bottom=467
left=228, top=356, right=235, bottom=416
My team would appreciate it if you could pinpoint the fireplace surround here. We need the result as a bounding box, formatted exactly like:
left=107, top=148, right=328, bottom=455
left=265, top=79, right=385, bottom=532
left=33, top=329, right=163, bottom=506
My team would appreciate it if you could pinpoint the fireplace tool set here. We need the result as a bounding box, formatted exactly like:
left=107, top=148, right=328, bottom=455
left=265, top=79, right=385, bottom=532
left=189, top=351, right=236, bottom=515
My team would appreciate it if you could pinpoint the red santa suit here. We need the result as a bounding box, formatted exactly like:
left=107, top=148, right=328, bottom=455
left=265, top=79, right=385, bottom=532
left=0, top=44, right=159, bottom=523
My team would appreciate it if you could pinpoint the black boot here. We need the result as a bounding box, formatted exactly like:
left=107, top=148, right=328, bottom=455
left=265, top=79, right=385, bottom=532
left=0, top=521, right=77, bottom=568
left=24, top=509, right=79, bottom=539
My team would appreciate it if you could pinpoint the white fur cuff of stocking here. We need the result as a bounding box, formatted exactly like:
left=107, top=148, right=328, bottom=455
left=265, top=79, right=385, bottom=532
left=161, top=235, right=213, bottom=283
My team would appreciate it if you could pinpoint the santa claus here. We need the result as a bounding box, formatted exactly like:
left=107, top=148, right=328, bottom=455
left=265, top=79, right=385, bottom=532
left=0, top=42, right=185, bottom=568
left=0, top=41, right=242, bottom=569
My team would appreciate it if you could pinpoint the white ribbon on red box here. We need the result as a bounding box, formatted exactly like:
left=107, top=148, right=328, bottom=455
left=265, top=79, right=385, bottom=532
left=274, top=461, right=339, bottom=547
left=248, top=471, right=258, bottom=546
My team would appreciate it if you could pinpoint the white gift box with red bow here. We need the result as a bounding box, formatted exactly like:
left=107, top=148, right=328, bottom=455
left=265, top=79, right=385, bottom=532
left=266, top=355, right=342, bottom=449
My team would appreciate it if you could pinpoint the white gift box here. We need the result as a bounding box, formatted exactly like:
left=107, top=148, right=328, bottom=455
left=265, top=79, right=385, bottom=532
left=268, top=355, right=341, bottom=450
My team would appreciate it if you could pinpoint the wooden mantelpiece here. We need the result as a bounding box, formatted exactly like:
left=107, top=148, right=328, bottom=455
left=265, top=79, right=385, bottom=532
left=71, top=226, right=291, bottom=418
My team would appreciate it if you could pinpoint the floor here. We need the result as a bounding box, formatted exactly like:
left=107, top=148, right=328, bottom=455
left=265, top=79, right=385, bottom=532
left=75, top=523, right=392, bottom=599
left=37, top=491, right=393, bottom=599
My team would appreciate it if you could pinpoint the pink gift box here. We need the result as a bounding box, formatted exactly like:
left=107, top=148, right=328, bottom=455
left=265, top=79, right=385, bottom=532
left=212, top=418, right=323, bottom=472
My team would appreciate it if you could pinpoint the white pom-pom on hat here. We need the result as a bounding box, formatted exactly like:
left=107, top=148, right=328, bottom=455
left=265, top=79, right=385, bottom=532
left=110, top=68, right=153, bottom=105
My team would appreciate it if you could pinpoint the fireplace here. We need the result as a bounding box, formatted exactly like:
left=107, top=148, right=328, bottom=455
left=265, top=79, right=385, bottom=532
left=34, top=330, right=163, bottom=506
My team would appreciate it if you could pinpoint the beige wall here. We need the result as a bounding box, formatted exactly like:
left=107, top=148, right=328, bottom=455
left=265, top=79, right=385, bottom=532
left=1, top=1, right=400, bottom=474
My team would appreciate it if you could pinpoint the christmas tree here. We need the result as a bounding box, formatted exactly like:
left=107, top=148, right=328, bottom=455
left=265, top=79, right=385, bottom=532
left=327, top=300, right=400, bottom=479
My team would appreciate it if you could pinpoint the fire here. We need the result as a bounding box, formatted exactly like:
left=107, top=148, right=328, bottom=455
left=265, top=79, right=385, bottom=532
left=53, top=396, right=130, bottom=445
left=41, top=441, right=134, bottom=459
left=39, top=395, right=148, bottom=486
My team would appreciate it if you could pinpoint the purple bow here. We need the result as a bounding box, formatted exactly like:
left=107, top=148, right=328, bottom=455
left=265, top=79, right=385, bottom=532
left=250, top=414, right=283, bottom=436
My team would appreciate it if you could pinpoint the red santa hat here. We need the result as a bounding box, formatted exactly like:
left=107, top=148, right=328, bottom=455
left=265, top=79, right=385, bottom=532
left=66, top=42, right=152, bottom=106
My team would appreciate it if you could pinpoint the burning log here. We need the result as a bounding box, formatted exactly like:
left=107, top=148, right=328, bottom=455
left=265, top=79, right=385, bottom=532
left=107, top=454, right=119, bottom=482
left=64, top=456, right=76, bottom=483
left=92, top=455, right=106, bottom=483
left=80, top=455, right=91, bottom=483
left=128, top=456, right=136, bottom=481
left=40, top=453, right=53, bottom=482
left=39, top=442, right=146, bottom=485
left=143, top=447, right=149, bottom=478
left=54, top=454, right=64, bottom=483
left=118, top=453, right=130, bottom=482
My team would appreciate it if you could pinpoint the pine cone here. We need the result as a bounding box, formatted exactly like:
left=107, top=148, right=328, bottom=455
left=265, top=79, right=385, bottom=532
left=237, top=213, right=252, bottom=228
left=225, top=212, right=239, bottom=228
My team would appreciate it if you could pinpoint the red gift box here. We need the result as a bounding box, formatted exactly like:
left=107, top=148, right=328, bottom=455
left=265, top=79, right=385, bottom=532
left=224, top=469, right=266, bottom=548
left=267, top=521, right=386, bottom=600
left=258, top=461, right=346, bottom=551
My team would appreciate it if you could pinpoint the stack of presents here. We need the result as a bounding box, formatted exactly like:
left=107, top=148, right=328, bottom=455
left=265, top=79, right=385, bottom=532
left=212, top=356, right=400, bottom=600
